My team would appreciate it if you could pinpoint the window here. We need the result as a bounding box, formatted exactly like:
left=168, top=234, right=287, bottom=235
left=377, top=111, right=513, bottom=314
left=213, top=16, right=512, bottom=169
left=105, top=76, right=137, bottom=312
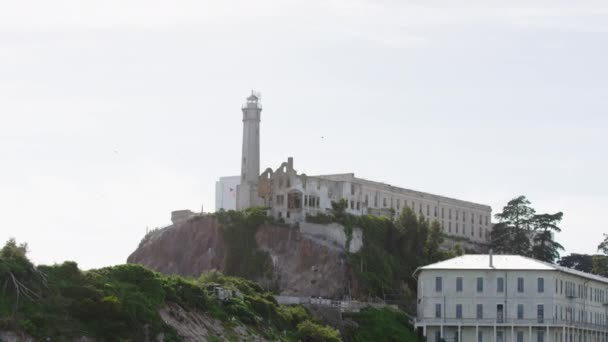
left=435, top=331, right=441, bottom=342
left=374, top=195, right=378, bottom=207
left=350, top=183, right=355, bottom=195
left=517, top=277, right=524, bottom=293
left=517, top=304, right=524, bottom=319
left=537, top=330, right=544, bottom=342
left=456, top=223, right=459, bottom=233
left=449, top=209, right=452, bottom=219
left=537, top=304, right=544, bottom=323
left=365, top=195, right=369, bottom=206
left=517, top=331, right=524, bottom=342
left=442, top=207, right=444, bottom=218
left=456, top=304, right=462, bottom=319
left=449, top=222, right=452, bottom=233
left=477, top=277, right=484, bottom=292
left=383, top=197, right=386, bottom=207
left=477, top=331, right=483, bottom=342
left=496, top=331, right=503, bottom=342
left=427, top=204, right=430, bottom=216
left=537, top=278, right=544, bottom=293
left=435, top=277, right=442, bottom=292
left=456, top=277, right=463, bottom=292
left=497, top=277, right=504, bottom=293
left=435, top=303, right=441, bottom=318
left=476, top=304, right=483, bottom=319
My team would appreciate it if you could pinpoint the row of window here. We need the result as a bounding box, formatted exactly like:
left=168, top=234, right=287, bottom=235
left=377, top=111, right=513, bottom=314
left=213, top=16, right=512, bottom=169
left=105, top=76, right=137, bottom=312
left=442, top=221, right=488, bottom=239
left=554, top=304, right=607, bottom=325
left=557, top=279, right=607, bottom=303
left=435, top=276, right=544, bottom=294
left=434, top=303, right=544, bottom=322
left=435, top=330, right=544, bottom=342
left=363, top=194, right=490, bottom=226
left=303, top=195, right=320, bottom=208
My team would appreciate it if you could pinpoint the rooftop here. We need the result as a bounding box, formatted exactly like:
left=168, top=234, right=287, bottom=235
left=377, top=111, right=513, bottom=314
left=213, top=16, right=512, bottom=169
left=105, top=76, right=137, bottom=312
left=419, top=254, right=608, bottom=285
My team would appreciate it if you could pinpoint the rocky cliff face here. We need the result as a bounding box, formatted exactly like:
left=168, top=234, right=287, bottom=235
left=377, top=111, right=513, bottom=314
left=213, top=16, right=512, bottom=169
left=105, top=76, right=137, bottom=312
left=128, top=216, right=358, bottom=298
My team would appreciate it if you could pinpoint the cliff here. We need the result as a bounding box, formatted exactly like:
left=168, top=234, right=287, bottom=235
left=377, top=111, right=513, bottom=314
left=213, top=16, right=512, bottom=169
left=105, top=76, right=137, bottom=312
left=128, top=215, right=360, bottom=298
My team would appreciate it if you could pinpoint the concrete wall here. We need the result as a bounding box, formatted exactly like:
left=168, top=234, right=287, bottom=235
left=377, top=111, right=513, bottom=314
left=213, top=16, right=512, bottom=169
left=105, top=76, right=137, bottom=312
left=215, top=176, right=240, bottom=211
left=299, top=222, right=363, bottom=253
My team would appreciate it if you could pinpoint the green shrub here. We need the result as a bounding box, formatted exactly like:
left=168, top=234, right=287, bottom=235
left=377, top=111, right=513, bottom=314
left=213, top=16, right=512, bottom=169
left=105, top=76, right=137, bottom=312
left=344, top=307, right=417, bottom=342
left=277, top=305, right=309, bottom=326
left=297, top=320, right=342, bottom=342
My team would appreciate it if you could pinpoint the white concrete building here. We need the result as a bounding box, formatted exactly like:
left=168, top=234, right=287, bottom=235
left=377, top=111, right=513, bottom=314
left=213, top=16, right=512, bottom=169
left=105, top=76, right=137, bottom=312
left=215, top=175, right=240, bottom=211
left=415, top=254, right=608, bottom=342
left=256, top=157, right=492, bottom=244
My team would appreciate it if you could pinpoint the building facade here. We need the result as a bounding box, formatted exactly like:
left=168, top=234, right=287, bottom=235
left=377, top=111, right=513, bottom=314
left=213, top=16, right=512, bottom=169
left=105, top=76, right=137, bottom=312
left=416, top=254, right=608, bottom=342
left=215, top=92, right=493, bottom=243
left=215, top=175, right=240, bottom=211
left=256, top=157, right=492, bottom=243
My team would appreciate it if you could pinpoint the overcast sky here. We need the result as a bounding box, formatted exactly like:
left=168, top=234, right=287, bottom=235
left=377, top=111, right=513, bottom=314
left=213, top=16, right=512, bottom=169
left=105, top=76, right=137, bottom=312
left=1, top=1, right=607, bottom=269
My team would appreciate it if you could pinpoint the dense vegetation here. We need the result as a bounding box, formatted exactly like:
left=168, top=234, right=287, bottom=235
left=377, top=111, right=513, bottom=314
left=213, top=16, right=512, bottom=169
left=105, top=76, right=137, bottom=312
left=308, top=199, right=462, bottom=311
left=344, top=307, right=417, bottom=342
left=0, top=239, right=339, bottom=341
left=212, top=207, right=274, bottom=281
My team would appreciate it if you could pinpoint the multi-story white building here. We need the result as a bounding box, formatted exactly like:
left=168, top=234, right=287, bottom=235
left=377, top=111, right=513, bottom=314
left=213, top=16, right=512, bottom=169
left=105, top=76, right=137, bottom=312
left=256, top=157, right=492, bottom=243
left=415, top=254, right=608, bottom=342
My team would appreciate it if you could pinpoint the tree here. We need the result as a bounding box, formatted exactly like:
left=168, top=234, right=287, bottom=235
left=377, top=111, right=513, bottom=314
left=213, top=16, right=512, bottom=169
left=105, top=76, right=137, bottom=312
left=424, top=220, right=445, bottom=263
left=558, top=254, right=593, bottom=273
left=490, top=223, right=531, bottom=256
left=592, top=255, right=608, bottom=277
left=491, top=196, right=536, bottom=255
left=491, top=196, right=563, bottom=262
left=495, top=196, right=535, bottom=230
left=529, top=212, right=564, bottom=263
left=598, top=234, right=608, bottom=255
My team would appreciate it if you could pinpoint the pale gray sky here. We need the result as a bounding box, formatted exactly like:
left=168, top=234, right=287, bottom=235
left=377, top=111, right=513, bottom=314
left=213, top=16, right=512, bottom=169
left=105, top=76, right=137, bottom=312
left=1, top=1, right=607, bottom=269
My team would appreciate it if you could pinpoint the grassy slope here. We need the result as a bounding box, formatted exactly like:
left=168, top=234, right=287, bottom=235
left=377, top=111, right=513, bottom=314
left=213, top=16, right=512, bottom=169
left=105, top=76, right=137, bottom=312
left=0, top=257, right=335, bottom=341
left=345, top=307, right=418, bottom=342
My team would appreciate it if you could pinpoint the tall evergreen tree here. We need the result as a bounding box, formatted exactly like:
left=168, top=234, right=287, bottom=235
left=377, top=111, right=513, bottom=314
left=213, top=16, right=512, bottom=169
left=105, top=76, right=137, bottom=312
left=490, top=196, right=535, bottom=255
left=495, top=196, right=535, bottom=230
left=529, top=212, right=564, bottom=262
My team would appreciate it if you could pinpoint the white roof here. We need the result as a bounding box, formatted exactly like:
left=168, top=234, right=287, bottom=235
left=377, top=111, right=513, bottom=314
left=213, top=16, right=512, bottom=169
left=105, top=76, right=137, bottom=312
left=419, top=254, right=608, bottom=285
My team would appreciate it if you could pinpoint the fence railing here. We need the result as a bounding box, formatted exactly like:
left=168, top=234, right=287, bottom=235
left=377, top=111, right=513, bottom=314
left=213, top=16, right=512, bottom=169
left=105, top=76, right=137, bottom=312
left=416, top=317, right=608, bottom=331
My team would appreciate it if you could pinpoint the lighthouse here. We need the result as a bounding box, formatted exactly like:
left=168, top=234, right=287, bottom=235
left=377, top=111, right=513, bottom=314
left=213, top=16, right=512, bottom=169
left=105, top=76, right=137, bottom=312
left=236, top=91, right=262, bottom=210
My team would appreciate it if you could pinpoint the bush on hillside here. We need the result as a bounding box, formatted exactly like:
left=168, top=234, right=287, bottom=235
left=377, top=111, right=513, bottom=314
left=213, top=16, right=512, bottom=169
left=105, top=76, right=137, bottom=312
left=296, top=319, right=342, bottom=342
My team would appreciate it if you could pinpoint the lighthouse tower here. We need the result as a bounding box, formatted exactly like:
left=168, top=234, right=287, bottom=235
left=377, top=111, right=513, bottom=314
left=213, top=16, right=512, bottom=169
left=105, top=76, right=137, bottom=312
left=236, top=91, right=262, bottom=210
